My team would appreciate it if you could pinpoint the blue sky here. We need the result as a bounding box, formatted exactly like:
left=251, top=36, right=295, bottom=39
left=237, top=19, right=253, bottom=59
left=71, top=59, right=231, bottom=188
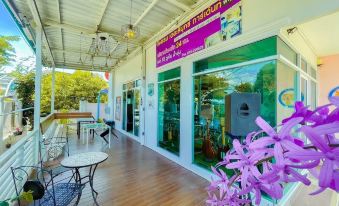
left=0, top=2, right=34, bottom=57
left=0, top=1, right=34, bottom=72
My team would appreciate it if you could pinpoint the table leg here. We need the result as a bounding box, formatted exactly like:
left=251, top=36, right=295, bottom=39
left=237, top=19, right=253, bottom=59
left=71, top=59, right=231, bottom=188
left=74, top=168, right=82, bottom=205
left=89, top=164, right=99, bottom=206
left=86, top=129, right=89, bottom=147
left=77, top=122, right=80, bottom=139
left=82, top=127, right=85, bottom=144
left=108, top=127, right=111, bottom=148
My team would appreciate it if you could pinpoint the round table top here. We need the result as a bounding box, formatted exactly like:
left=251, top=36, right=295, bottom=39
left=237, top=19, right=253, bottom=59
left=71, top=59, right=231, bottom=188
left=61, top=152, right=108, bottom=168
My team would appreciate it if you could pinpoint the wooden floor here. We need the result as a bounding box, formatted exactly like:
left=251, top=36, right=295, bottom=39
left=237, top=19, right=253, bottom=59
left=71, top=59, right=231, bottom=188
left=61, top=129, right=208, bottom=206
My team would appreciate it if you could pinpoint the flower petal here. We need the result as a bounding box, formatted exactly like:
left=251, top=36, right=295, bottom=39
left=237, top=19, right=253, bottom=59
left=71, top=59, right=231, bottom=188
left=226, top=161, right=244, bottom=169
left=279, top=117, right=303, bottom=138
left=288, top=168, right=311, bottom=185
left=249, top=137, right=275, bottom=149
left=286, top=150, right=323, bottom=161
left=274, top=143, right=284, bottom=166
left=313, top=122, right=339, bottom=135
left=300, top=126, right=330, bottom=152
left=319, top=160, right=334, bottom=188
left=232, top=139, right=245, bottom=157
left=255, top=116, right=277, bottom=137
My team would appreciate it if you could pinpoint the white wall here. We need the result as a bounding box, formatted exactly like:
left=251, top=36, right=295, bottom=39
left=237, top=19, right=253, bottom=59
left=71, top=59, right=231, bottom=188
left=113, top=53, right=142, bottom=141
left=112, top=0, right=334, bottom=181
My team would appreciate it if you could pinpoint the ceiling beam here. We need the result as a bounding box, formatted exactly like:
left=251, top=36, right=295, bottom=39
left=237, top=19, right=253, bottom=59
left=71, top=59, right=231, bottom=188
left=165, top=0, right=191, bottom=11
left=27, top=0, right=55, bottom=67
left=95, top=0, right=110, bottom=29
left=44, top=19, right=141, bottom=45
left=134, top=0, right=159, bottom=26
left=51, top=48, right=120, bottom=59
left=55, top=63, right=112, bottom=71
left=55, top=0, right=65, bottom=66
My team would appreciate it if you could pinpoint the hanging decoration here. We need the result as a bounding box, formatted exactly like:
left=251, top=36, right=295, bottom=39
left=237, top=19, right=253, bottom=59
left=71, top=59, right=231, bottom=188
left=121, top=0, right=140, bottom=40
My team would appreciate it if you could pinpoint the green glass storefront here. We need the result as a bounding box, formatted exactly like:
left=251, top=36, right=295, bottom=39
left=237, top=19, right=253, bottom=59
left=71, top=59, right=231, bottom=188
left=158, top=68, right=181, bottom=155
left=156, top=36, right=317, bottom=172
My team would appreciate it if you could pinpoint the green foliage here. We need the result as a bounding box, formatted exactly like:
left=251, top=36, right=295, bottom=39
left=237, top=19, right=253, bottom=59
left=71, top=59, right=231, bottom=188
left=41, top=70, right=108, bottom=113
left=13, top=70, right=108, bottom=121
left=0, top=191, right=33, bottom=205
left=0, top=35, right=20, bottom=69
left=12, top=72, right=35, bottom=126
left=234, top=82, right=253, bottom=93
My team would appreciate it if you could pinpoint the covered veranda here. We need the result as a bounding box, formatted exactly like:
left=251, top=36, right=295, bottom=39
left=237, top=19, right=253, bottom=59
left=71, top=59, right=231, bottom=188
left=1, top=0, right=339, bottom=205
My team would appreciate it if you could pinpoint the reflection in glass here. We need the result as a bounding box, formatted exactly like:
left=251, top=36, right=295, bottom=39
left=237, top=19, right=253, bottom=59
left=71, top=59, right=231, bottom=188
left=193, top=61, right=278, bottom=170
left=158, top=79, right=180, bottom=155
left=134, top=89, right=140, bottom=136
left=122, top=80, right=141, bottom=136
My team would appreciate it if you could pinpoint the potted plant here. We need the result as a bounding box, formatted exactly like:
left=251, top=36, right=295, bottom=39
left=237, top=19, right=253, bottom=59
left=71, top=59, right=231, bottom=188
left=0, top=191, right=33, bottom=206
left=13, top=127, right=23, bottom=136
left=5, top=135, right=14, bottom=149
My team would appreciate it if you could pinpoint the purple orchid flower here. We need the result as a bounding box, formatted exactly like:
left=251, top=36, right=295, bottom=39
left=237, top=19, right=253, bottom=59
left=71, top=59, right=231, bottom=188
left=226, top=139, right=267, bottom=188
left=260, top=159, right=313, bottom=186
left=286, top=124, right=339, bottom=192
left=238, top=175, right=283, bottom=205
left=282, top=101, right=313, bottom=124
left=249, top=117, right=304, bottom=166
left=209, top=167, right=232, bottom=191
left=206, top=184, right=251, bottom=206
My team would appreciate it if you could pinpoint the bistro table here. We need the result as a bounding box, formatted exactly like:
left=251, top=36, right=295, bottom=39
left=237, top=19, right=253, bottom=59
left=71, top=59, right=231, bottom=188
left=81, top=123, right=112, bottom=147
left=77, top=117, right=96, bottom=139
left=61, top=152, right=108, bottom=206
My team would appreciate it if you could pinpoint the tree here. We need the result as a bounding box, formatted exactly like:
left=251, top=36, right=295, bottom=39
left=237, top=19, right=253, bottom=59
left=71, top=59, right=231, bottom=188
left=13, top=72, right=35, bottom=127
left=0, top=35, right=20, bottom=69
left=41, top=70, right=108, bottom=113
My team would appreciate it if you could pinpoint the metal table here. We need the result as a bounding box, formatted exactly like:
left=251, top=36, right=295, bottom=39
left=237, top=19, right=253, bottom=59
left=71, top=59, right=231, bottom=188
left=81, top=122, right=112, bottom=147
left=77, top=118, right=95, bottom=139
left=61, top=152, right=108, bottom=206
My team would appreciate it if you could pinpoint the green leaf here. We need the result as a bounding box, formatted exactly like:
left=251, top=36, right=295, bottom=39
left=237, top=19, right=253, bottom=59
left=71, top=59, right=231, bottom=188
left=0, top=201, right=10, bottom=206
left=20, top=191, right=34, bottom=202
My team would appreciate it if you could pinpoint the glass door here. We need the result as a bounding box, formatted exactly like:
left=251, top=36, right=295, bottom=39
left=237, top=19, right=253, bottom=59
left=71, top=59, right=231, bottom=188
left=122, top=80, right=141, bottom=137
left=157, top=68, right=181, bottom=156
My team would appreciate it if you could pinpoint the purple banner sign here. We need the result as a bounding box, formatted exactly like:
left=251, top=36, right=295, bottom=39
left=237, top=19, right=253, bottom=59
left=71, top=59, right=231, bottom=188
left=156, top=0, right=242, bottom=68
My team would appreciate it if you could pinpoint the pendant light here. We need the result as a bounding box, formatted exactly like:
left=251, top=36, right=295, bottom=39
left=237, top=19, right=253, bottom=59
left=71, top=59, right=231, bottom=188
left=121, top=0, right=140, bottom=39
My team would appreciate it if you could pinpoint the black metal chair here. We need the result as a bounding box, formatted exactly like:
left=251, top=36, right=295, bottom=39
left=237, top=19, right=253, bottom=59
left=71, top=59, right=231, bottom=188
left=11, top=166, right=84, bottom=206
left=99, top=119, right=118, bottom=143
left=39, top=125, right=74, bottom=181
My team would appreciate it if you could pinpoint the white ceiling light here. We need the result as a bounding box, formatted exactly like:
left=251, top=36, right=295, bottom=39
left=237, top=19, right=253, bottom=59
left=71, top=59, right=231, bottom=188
left=89, top=32, right=116, bottom=57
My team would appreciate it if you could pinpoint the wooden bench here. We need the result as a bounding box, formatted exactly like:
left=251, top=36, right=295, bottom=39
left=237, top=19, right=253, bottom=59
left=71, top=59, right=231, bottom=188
left=39, top=112, right=93, bottom=161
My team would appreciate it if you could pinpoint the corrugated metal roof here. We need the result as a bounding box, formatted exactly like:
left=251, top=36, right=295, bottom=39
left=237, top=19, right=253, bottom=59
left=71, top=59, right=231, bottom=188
left=6, top=0, right=200, bottom=71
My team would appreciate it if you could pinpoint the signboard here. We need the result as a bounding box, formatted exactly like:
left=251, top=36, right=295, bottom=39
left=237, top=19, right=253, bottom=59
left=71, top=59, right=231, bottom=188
left=156, top=0, right=242, bottom=67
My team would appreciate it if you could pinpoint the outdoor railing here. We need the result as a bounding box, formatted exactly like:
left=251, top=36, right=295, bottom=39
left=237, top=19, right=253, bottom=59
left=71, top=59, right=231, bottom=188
left=0, top=129, right=39, bottom=200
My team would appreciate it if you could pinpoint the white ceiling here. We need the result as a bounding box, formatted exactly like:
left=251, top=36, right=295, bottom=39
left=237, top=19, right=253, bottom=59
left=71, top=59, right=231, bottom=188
left=298, top=11, right=339, bottom=57
left=5, top=0, right=202, bottom=71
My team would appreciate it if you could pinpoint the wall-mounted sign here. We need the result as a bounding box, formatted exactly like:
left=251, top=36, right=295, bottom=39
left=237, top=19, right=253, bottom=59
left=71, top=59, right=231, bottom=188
left=278, top=88, right=304, bottom=108
left=328, top=86, right=339, bottom=100
left=148, top=83, right=154, bottom=96
left=115, top=96, right=121, bottom=121
left=156, top=0, right=242, bottom=67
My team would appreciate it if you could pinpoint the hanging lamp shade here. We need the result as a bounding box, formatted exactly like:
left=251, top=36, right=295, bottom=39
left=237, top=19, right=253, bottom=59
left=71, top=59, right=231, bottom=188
left=121, top=24, right=140, bottom=39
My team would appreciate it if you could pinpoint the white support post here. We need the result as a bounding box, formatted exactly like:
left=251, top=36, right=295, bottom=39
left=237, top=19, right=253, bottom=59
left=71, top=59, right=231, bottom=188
left=108, top=70, right=114, bottom=120
left=51, top=67, right=56, bottom=113
left=140, top=47, right=146, bottom=146
left=0, top=97, right=4, bottom=149
left=34, top=26, right=42, bottom=164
